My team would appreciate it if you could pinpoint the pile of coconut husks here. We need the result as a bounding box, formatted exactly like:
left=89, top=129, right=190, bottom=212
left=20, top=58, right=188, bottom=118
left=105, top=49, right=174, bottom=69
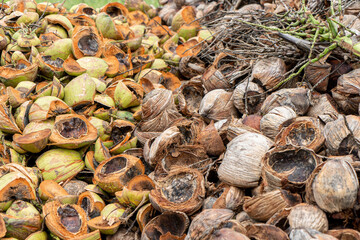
left=1, top=0, right=360, bottom=239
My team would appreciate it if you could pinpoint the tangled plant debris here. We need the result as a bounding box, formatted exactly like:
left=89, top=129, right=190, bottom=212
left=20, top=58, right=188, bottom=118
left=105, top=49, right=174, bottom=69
left=0, top=0, right=360, bottom=239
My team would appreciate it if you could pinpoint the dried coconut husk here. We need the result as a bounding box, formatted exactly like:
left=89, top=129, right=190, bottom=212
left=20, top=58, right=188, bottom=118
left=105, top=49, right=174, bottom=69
left=141, top=89, right=182, bottom=132
left=262, top=146, right=321, bottom=191
left=93, top=154, right=145, bottom=193
left=288, top=203, right=328, bottom=232
left=233, top=82, right=265, bottom=115
left=246, top=224, right=289, bottom=240
left=198, top=121, right=226, bottom=156
left=28, top=96, right=71, bottom=122
left=331, top=87, right=360, bottom=114
left=307, top=94, right=339, bottom=123
left=226, top=117, right=264, bottom=142
left=72, top=26, right=103, bottom=59
left=142, top=211, right=189, bottom=240
left=260, top=88, right=311, bottom=115
left=179, top=56, right=205, bottom=79
left=144, top=117, right=205, bottom=167
left=12, top=128, right=51, bottom=153
left=260, top=106, right=297, bottom=139
left=275, top=116, right=325, bottom=152
left=49, top=114, right=98, bottom=149
left=218, top=132, right=273, bottom=188
left=326, top=229, right=360, bottom=239
left=323, top=115, right=360, bottom=156
left=0, top=103, right=21, bottom=134
left=143, top=127, right=181, bottom=167
left=241, top=115, right=262, bottom=131
left=158, top=2, right=177, bottom=26
left=201, top=64, right=232, bottom=92
left=149, top=167, right=205, bottom=215
left=306, top=159, right=359, bottom=213
left=251, top=57, right=286, bottom=90
left=305, top=62, right=331, bottom=92
left=185, top=209, right=234, bottom=240
left=289, top=228, right=337, bottom=240
left=332, top=69, right=360, bottom=114
left=243, top=189, right=301, bottom=222
left=199, top=89, right=239, bottom=122
left=0, top=59, right=38, bottom=87
left=266, top=208, right=291, bottom=231
left=43, top=200, right=88, bottom=239
left=204, top=184, right=245, bottom=211
left=154, top=144, right=210, bottom=178
left=177, top=77, right=205, bottom=116
left=136, top=203, right=156, bottom=232
left=210, top=229, right=250, bottom=240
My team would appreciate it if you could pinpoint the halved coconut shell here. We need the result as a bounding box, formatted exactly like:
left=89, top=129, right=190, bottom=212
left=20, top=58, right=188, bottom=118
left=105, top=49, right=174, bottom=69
left=38, top=179, right=69, bottom=201
left=43, top=201, right=88, bottom=239
left=28, top=96, right=71, bottom=122
left=149, top=167, right=205, bottom=215
left=136, top=203, right=156, bottom=232
left=0, top=103, right=21, bottom=134
left=78, top=191, right=105, bottom=219
left=0, top=59, right=38, bottom=87
left=100, top=2, right=128, bottom=17
left=12, top=129, right=51, bottom=153
left=93, top=154, right=145, bottom=193
left=0, top=215, right=5, bottom=238
left=176, top=39, right=202, bottom=57
left=275, top=116, right=325, bottom=152
left=72, top=26, right=102, bottom=59
left=49, top=114, right=98, bottom=149
left=127, top=10, right=149, bottom=26
left=141, top=211, right=189, bottom=240
left=262, top=146, right=321, bottom=191
left=115, top=174, right=155, bottom=208
left=0, top=172, right=36, bottom=202
left=243, top=189, right=301, bottom=221
left=246, top=223, right=289, bottom=240
left=186, top=209, right=234, bottom=240
left=87, top=216, right=122, bottom=235
left=108, top=119, right=137, bottom=154
left=63, top=56, right=87, bottom=76
left=35, top=54, right=64, bottom=78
